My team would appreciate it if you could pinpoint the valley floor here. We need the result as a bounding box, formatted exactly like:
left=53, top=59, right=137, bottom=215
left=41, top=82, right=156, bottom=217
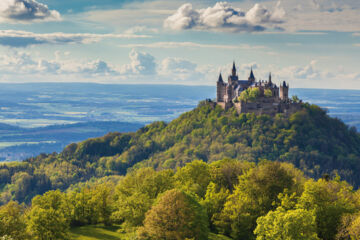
left=69, top=225, right=231, bottom=240
left=70, top=225, right=124, bottom=240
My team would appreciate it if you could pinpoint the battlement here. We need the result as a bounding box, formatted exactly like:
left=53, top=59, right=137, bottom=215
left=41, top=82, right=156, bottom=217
left=216, top=62, right=302, bottom=116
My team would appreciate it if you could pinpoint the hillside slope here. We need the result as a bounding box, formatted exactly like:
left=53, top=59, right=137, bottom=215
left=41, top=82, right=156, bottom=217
left=1, top=101, right=360, bottom=203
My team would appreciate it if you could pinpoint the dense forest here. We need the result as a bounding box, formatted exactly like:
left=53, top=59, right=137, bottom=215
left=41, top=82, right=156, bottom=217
left=1, top=101, right=359, bottom=205
left=2, top=160, right=360, bottom=239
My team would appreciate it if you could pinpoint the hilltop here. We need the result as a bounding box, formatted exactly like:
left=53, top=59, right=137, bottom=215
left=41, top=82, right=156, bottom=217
left=1, top=101, right=360, bottom=204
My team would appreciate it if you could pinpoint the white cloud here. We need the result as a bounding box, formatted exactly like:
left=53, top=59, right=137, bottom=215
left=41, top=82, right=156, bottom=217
left=124, top=26, right=159, bottom=35
left=160, top=57, right=196, bottom=74
left=164, top=2, right=285, bottom=32
left=0, top=50, right=359, bottom=88
left=0, top=0, right=61, bottom=23
left=278, top=0, right=360, bottom=32
left=0, top=50, right=119, bottom=76
left=118, top=41, right=265, bottom=50
left=120, top=49, right=157, bottom=75
left=0, top=30, right=151, bottom=47
left=159, top=57, right=200, bottom=81
left=213, top=60, right=360, bottom=89
left=270, top=60, right=360, bottom=89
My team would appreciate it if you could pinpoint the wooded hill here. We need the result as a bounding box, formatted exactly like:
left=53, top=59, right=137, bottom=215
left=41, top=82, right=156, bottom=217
left=1, top=101, right=360, bottom=204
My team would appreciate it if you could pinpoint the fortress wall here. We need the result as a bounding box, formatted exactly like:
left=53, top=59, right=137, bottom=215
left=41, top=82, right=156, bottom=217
left=217, top=99, right=303, bottom=116
left=217, top=102, right=233, bottom=110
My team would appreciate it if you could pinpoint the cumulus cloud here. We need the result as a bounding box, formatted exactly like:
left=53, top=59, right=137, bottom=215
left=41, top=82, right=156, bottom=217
left=120, top=49, right=157, bottom=75
left=271, top=60, right=360, bottom=89
left=0, top=50, right=121, bottom=77
left=164, top=1, right=285, bottom=32
left=0, top=0, right=61, bottom=23
left=159, top=57, right=198, bottom=81
left=0, top=49, right=160, bottom=78
left=0, top=30, right=151, bottom=47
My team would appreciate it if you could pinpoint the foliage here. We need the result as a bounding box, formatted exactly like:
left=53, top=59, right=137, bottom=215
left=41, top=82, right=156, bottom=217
left=112, top=168, right=174, bottom=231
left=137, top=189, right=209, bottom=240
left=0, top=201, right=27, bottom=240
left=1, top=161, right=360, bottom=239
left=254, top=207, right=319, bottom=240
left=264, top=89, right=273, bottom=98
left=27, top=190, right=70, bottom=240
left=0, top=101, right=360, bottom=239
left=292, top=95, right=300, bottom=103
left=297, top=178, right=358, bottom=240
left=1, top=102, right=360, bottom=205
left=174, top=160, right=211, bottom=198
left=215, top=162, right=296, bottom=239
left=27, top=206, right=69, bottom=240
left=239, top=87, right=261, bottom=102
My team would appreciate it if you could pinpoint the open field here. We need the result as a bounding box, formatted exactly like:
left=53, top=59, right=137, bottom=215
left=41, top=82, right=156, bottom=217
left=70, top=225, right=231, bottom=240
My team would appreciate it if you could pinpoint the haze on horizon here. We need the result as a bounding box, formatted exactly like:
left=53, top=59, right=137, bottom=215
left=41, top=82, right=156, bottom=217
left=0, top=0, right=359, bottom=89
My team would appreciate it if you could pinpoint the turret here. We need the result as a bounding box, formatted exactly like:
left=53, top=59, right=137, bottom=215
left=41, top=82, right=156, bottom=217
left=280, top=81, right=289, bottom=100
left=218, top=73, right=223, bottom=83
left=232, top=61, right=236, bottom=77
left=268, top=72, right=272, bottom=85
left=217, top=73, right=225, bottom=102
left=248, top=67, right=255, bottom=83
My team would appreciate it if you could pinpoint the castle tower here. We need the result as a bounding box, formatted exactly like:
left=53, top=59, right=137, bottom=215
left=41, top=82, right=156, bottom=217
left=280, top=81, right=289, bottom=100
left=225, top=84, right=232, bottom=103
left=268, top=72, right=272, bottom=85
left=248, top=67, right=255, bottom=83
left=216, top=73, right=225, bottom=102
left=228, top=62, right=238, bottom=85
left=232, top=61, right=236, bottom=77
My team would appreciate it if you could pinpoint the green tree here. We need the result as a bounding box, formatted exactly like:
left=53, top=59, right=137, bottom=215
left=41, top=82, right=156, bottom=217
left=264, top=89, right=273, bottom=98
left=112, top=168, right=174, bottom=231
left=0, top=201, right=28, bottom=240
left=92, top=183, right=114, bottom=226
left=336, top=213, right=360, bottom=240
left=174, top=160, right=211, bottom=198
left=138, top=189, right=209, bottom=240
left=292, top=95, right=300, bottom=103
left=201, top=182, right=229, bottom=231
left=209, top=159, right=254, bottom=192
left=27, top=206, right=69, bottom=240
left=239, top=88, right=260, bottom=102
left=254, top=207, right=319, bottom=240
left=297, top=178, right=357, bottom=240
left=27, top=191, right=69, bottom=240
left=66, top=183, right=114, bottom=227
left=216, top=162, right=295, bottom=239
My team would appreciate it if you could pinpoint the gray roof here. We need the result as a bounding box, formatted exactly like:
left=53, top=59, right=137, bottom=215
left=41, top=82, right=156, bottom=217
left=238, top=80, right=249, bottom=85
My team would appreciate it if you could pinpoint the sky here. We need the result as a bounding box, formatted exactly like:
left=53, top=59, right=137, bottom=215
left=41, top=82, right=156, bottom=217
left=0, top=0, right=359, bottom=89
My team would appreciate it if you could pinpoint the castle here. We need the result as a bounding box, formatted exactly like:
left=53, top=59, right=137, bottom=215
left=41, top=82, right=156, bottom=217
left=216, top=62, right=301, bottom=116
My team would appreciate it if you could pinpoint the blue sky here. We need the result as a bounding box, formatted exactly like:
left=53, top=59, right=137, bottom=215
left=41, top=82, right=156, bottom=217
left=0, top=0, right=359, bottom=89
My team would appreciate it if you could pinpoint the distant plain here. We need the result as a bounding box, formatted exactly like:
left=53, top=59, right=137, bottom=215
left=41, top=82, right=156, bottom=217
left=0, top=83, right=358, bottom=161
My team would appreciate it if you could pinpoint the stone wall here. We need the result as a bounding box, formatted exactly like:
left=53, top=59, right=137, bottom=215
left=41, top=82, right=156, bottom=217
left=218, top=97, right=302, bottom=116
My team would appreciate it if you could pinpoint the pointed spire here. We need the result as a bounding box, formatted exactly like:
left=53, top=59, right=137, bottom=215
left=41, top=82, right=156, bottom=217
left=218, top=73, right=223, bottom=82
left=249, top=67, right=255, bottom=81
left=232, top=61, right=236, bottom=76
left=269, top=72, right=272, bottom=84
